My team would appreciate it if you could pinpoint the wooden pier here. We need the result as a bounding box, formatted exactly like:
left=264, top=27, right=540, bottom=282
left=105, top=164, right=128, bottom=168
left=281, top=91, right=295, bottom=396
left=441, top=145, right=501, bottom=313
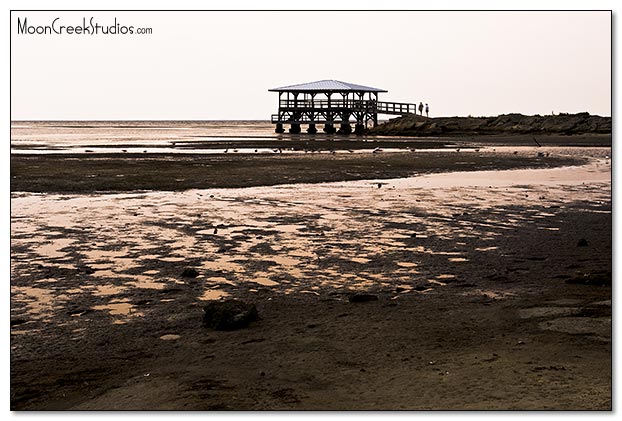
left=269, top=80, right=418, bottom=135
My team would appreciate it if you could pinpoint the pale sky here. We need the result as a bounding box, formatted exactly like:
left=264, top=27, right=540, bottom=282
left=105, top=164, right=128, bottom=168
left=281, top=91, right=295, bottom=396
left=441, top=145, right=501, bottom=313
left=10, top=10, right=611, bottom=120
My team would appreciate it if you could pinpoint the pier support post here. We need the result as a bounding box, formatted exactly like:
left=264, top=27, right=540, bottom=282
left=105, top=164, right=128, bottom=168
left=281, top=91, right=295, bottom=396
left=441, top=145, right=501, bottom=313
left=337, top=123, right=352, bottom=135
left=275, top=123, right=285, bottom=134
left=289, top=123, right=301, bottom=134
left=354, top=123, right=365, bottom=136
left=307, top=124, right=317, bottom=134
left=323, top=123, right=336, bottom=134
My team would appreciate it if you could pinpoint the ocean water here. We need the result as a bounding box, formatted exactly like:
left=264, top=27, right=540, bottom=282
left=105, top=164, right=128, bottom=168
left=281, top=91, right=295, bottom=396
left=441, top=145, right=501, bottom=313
left=10, top=120, right=277, bottom=154
left=10, top=121, right=612, bottom=160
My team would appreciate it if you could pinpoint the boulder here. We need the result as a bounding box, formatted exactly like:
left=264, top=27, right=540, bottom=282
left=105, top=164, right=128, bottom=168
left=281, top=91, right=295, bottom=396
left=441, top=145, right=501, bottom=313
left=202, top=299, right=259, bottom=330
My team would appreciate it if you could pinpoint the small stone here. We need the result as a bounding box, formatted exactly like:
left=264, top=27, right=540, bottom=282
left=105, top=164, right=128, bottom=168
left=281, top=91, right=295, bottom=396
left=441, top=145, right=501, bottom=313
left=181, top=267, right=199, bottom=278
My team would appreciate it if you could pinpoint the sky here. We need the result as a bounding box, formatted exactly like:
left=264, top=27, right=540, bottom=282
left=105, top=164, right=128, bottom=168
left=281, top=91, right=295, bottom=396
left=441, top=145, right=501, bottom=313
left=9, top=10, right=612, bottom=120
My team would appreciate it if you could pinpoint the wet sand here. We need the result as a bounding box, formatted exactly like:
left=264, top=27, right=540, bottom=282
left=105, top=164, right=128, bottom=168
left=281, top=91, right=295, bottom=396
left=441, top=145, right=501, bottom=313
left=10, top=147, right=589, bottom=192
left=10, top=146, right=611, bottom=410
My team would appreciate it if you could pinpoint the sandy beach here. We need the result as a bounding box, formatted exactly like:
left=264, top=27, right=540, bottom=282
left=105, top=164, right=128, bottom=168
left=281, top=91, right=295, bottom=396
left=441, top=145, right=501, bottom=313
left=10, top=139, right=611, bottom=410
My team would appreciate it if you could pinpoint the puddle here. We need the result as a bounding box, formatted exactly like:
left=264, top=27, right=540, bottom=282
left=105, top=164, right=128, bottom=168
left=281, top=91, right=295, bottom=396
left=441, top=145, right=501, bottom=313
left=276, top=224, right=306, bottom=233
left=271, top=256, right=300, bottom=266
left=92, top=301, right=143, bottom=318
left=200, top=289, right=230, bottom=300
left=396, top=262, right=418, bottom=268
left=251, top=276, right=279, bottom=286
left=158, top=257, right=187, bottom=262
left=93, top=284, right=126, bottom=296
left=11, top=286, right=60, bottom=320
left=34, top=238, right=76, bottom=259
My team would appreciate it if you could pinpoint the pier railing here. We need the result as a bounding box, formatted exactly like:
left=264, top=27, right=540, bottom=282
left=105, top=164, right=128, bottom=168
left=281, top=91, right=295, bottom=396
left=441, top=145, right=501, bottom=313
left=278, top=99, right=416, bottom=115
left=376, top=101, right=417, bottom=115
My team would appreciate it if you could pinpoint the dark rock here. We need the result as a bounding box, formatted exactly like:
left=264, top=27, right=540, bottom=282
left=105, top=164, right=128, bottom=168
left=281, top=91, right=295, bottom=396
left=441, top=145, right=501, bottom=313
left=181, top=267, right=200, bottom=278
left=577, top=238, right=588, bottom=247
left=348, top=293, right=378, bottom=303
left=202, top=299, right=259, bottom=330
left=565, top=271, right=611, bottom=286
left=413, top=285, right=428, bottom=291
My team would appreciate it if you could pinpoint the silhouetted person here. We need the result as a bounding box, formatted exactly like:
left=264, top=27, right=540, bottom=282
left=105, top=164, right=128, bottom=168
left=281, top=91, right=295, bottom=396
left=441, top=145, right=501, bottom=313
left=418, top=102, right=424, bottom=115
left=425, top=103, right=429, bottom=117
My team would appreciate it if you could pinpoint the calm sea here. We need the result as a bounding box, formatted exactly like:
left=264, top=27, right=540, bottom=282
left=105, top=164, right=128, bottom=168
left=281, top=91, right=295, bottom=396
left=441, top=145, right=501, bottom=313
left=10, top=120, right=281, bottom=154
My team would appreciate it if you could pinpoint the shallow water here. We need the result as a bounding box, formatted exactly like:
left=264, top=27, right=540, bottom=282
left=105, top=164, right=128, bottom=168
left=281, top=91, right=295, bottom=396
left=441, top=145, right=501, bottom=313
left=10, top=151, right=611, bottom=326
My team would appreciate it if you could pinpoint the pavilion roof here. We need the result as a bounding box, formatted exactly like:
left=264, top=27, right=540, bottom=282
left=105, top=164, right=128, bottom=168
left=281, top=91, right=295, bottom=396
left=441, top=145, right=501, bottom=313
left=269, top=79, right=387, bottom=93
